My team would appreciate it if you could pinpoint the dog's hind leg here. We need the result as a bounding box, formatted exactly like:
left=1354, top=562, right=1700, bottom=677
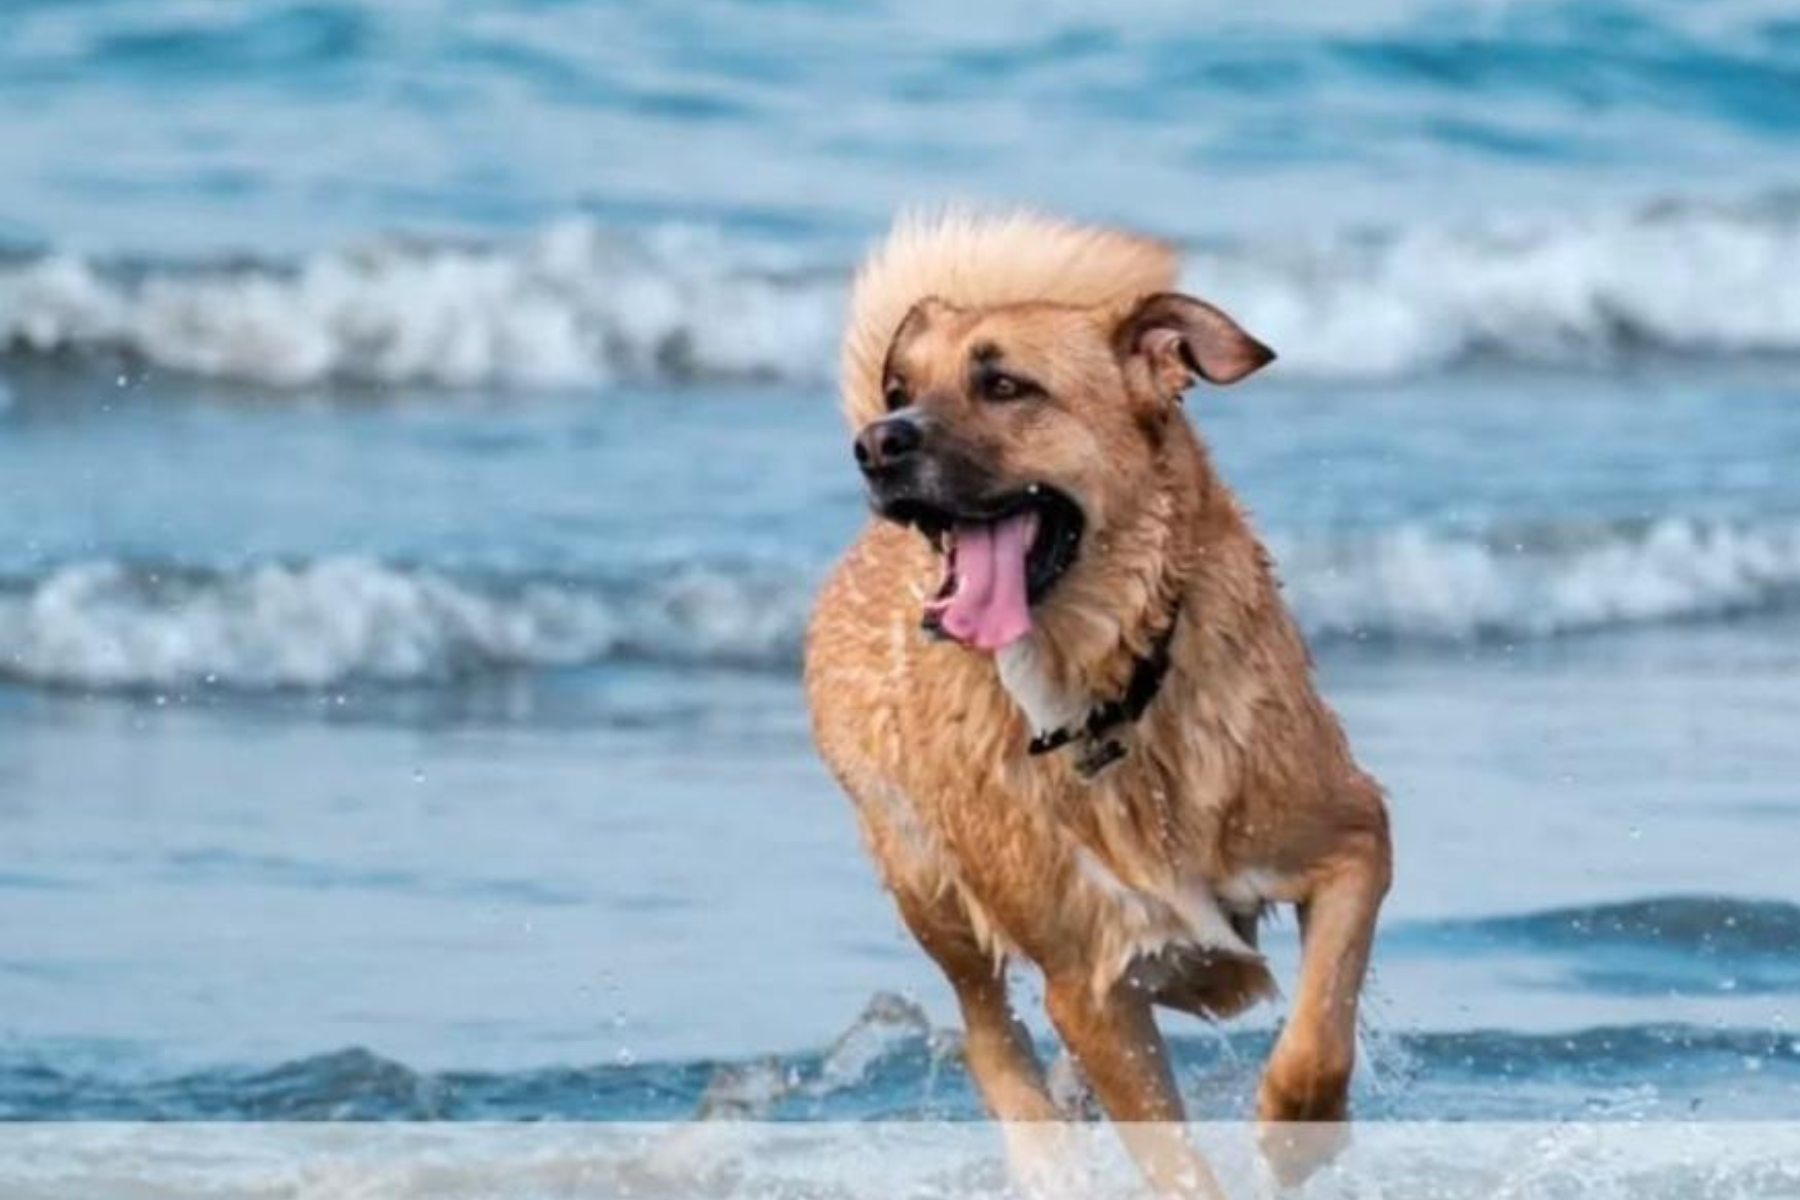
left=1044, top=975, right=1226, bottom=1199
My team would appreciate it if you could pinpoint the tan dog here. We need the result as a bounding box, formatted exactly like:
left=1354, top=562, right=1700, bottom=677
left=804, top=211, right=1391, bottom=1191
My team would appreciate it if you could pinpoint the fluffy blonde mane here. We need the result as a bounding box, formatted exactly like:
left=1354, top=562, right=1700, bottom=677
left=840, top=209, right=1180, bottom=427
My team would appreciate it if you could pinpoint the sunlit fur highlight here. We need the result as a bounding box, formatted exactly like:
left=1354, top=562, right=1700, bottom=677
left=840, top=209, right=1179, bottom=429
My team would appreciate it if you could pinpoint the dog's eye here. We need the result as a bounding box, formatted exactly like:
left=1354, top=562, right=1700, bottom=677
left=981, top=372, right=1037, bottom=402
left=883, top=381, right=908, bottom=411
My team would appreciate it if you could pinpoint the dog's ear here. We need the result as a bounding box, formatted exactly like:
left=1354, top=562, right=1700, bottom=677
left=1113, top=292, right=1275, bottom=399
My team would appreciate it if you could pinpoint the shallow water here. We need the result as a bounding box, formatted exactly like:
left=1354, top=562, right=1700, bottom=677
left=3, top=374, right=1799, bottom=1122
left=12, top=1123, right=1800, bottom=1200
left=2, top=0, right=1800, bottom=1133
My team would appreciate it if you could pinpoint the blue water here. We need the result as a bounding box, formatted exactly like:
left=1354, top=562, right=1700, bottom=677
left=6, top=0, right=1800, bottom=253
left=3, top=0, right=1800, bottom=1127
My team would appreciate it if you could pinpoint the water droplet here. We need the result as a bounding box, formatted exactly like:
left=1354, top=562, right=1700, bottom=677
left=411, top=768, right=426, bottom=785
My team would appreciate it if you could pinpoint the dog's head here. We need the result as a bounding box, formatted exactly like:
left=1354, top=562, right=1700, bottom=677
left=854, top=291, right=1273, bottom=651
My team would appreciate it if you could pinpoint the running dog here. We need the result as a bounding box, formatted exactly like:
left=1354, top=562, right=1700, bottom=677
left=805, top=211, right=1391, bottom=1192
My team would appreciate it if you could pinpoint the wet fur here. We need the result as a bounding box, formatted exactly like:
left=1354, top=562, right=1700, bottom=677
left=805, top=210, right=1391, bottom=1157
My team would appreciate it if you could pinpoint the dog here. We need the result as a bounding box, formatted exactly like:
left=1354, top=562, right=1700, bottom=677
left=804, top=211, right=1391, bottom=1193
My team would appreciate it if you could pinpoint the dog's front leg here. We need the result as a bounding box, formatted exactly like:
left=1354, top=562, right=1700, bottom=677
left=1045, top=976, right=1226, bottom=1200
left=896, top=897, right=1091, bottom=1197
left=950, top=967, right=1062, bottom=1122
left=1258, top=830, right=1390, bottom=1122
left=946, top=969, right=1091, bottom=1200
left=1256, top=829, right=1391, bottom=1185
left=895, top=891, right=1058, bottom=1121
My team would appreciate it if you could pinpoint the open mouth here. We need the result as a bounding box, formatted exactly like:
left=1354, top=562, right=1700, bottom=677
left=882, top=485, right=1084, bottom=650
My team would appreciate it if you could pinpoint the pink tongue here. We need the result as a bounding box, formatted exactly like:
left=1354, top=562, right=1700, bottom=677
left=939, top=512, right=1037, bottom=650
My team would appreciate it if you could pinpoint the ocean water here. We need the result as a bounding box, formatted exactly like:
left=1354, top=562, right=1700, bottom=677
left=3, top=0, right=1800, bottom=1150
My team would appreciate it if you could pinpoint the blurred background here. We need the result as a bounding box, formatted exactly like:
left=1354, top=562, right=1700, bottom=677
left=3, top=0, right=1800, bottom=1121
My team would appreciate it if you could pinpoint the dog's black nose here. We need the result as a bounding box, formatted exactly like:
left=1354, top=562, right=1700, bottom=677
left=853, top=415, right=923, bottom=474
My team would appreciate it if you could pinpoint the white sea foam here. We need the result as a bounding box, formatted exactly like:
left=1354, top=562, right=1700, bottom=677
left=1192, top=194, right=1800, bottom=378
left=1275, top=516, right=1800, bottom=642
left=0, top=558, right=808, bottom=690
left=5, top=1122, right=1800, bottom=1200
left=0, top=223, right=843, bottom=390
left=3, top=195, right=1800, bottom=389
left=2, top=517, right=1796, bottom=691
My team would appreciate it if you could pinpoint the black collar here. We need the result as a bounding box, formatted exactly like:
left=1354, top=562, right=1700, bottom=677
left=1026, top=601, right=1181, bottom=780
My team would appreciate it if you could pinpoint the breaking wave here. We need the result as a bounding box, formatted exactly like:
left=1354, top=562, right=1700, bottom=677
left=1198, top=191, right=1800, bottom=379
left=1274, top=514, right=1800, bottom=644
left=0, top=223, right=844, bottom=391
left=0, top=557, right=809, bottom=691
left=4, top=193, right=1800, bottom=390
left=3, top=515, right=1799, bottom=690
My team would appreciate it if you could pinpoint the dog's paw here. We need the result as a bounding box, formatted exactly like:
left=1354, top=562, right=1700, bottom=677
left=999, top=1123, right=1094, bottom=1200
left=1255, top=1120, right=1350, bottom=1191
left=1255, top=1061, right=1353, bottom=1190
left=1256, top=1045, right=1352, bottom=1124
